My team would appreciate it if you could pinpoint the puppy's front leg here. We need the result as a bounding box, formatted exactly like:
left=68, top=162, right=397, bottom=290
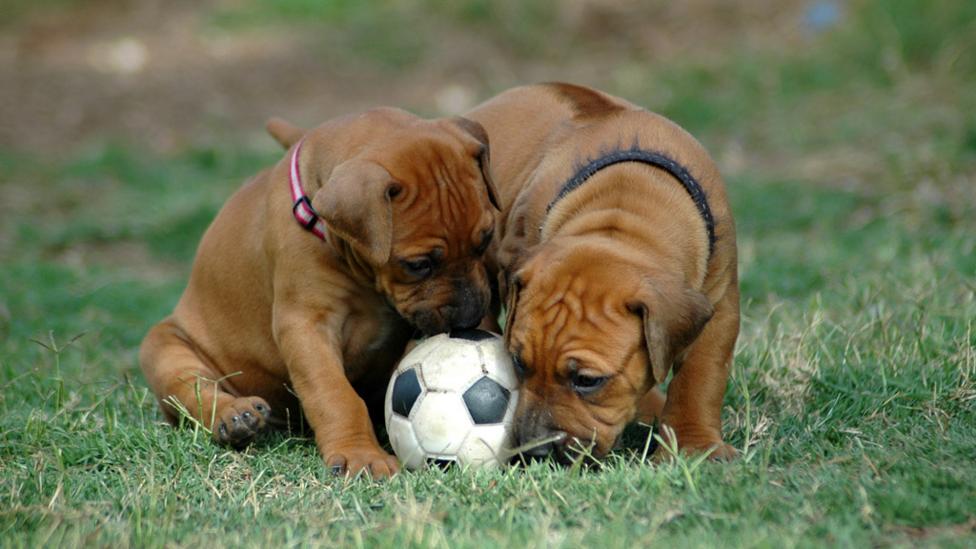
left=274, top=306, right=399, bottom=478
left=657, top=287, right=740, bottom=461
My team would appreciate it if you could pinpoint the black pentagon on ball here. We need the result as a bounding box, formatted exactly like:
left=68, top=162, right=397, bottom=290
left=391, top=367, right=422, bottom=417
left=449, top=328, right=496, bottom=342
left=462, top=376, right=511, bottom=424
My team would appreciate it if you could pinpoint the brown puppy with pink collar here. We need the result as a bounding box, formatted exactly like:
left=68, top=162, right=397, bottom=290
left=140, top=108, right=499, bottom=478
left=465, top=83, right=739, bottom=461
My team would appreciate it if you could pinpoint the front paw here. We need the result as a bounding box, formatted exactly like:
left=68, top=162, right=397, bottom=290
left=703, top=441, right=737, bottom=461
left=324, top=443, right=400, bottom=479
left=213, top=396, right=271, bottom=449
left=652, top=428, right=737, bottom=462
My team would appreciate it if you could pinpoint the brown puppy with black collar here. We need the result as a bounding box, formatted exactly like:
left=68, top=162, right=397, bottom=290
left=465, top=83, right=739, bottom=461
left=140, top=108, right=499, bottom=478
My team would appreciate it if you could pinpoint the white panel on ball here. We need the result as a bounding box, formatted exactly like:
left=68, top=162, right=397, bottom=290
left=397, top=340, right=435, bottom=371
left=479, top=344, right=518, bottom=391
left=387, top=414, right=425, bottom=470
left=458, top=424, right=513, bottom=466
left=410, top=392, right=474, bottom=456
left=418, top=335, right=485, bottom=392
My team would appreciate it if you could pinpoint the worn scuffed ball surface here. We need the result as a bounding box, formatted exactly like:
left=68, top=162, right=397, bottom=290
left=384, top=329, right=518, bottom=470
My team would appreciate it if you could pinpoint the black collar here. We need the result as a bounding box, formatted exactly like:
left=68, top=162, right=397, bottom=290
left=546, top=148, right=716, bottom=253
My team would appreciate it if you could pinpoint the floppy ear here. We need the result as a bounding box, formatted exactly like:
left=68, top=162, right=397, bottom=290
left=266, top=117, right=305, bottom=149
left=311, top=159, right=400, bottom=265
left=628, top=281, right=714, bottom=385
left=499, top=238, right=544, bottom=327
left=502, top=272, right=523, bottom=343
left=452, top=116, right=500, bottom=210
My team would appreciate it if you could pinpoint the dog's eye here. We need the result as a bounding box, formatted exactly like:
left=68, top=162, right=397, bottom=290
left=474, top=228, right=494, bottom=256
left=571, top=372, right=609, bottom=395
left=401, top=257, right=433, bottom=279
left=512, top=353, right=528, bottom=380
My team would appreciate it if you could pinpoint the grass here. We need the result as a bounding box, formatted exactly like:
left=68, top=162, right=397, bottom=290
left=2, top=0, right=976, bottom=546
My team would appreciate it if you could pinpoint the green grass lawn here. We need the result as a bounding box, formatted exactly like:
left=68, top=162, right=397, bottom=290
left=2, top=1, right=975, bottom=546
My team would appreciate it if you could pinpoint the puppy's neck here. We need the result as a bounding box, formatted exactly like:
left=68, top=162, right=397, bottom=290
left=542, top=162, right=710, bottom=288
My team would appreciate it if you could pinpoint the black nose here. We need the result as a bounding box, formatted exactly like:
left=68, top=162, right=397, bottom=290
left=413, top=303, right=472, bottom=335
left=514, top=425, right=567, bottom=462
left=453, top=312, right=481, bottom=330
left=450, top=280, right=489, bottom=329
left=521, top=440, right=556, bottom=459
left=456, top=298, right=488, bottom=328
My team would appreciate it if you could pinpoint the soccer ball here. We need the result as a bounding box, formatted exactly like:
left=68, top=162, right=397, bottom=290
left=384, top=329, right=518, bottom=470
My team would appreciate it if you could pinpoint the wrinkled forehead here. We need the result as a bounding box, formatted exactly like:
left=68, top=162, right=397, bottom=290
left=525, top=255, right=638, bottom=304
left=514, top=252, right=646, bottom=322
left=377, top=133, right=492, bottom=257
left=382, top=132, right=470, bottom=184
left=513, top=270, right=625, bottom=338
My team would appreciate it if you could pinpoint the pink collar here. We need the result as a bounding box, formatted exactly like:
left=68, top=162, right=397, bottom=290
left=288, top=139, right=327, bottom=240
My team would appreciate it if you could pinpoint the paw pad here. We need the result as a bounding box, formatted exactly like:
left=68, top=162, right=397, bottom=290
left=212, top=397, right=271, bottom=449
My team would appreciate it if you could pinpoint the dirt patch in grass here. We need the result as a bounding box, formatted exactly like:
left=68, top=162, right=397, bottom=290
left=0, top=0, right=810, bottom=153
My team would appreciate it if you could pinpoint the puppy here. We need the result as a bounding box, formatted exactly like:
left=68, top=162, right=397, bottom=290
left=140, top=108, right=499, bottom=477
left=465, top=83, right=739, bottom=462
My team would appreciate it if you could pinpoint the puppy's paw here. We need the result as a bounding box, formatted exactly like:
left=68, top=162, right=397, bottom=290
left=324, top=444, right=400, bottom=479
left=703, top=442, right=737, bottom=461
left=213, top=396, right=271, bottom=449
left=652, top=438, right=737, bottom=462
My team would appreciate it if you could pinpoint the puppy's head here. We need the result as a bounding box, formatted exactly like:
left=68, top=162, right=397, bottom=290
left=504, top=240, right=712, bottom=462
left=293, top=110, right=499, bottom=335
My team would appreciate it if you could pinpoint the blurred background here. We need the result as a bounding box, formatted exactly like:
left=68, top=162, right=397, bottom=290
left=2, top=0, right=858, bottom=151
left=0, top=0, right=974, bottom=354
left=3, top=0, right=971, bottom=156
left=3, top=3, right=975, bottom=543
